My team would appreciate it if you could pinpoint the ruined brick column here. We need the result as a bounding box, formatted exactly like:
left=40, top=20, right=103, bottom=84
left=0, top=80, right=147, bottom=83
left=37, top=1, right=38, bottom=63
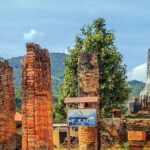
left=22, top=43, right=53, bottom=150
left=78, top=52, right=99, bottom=150
left=0, top=60, right=16, bottom=150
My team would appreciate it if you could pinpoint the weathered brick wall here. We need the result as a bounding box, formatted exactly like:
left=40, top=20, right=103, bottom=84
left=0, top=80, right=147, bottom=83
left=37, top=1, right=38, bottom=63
left=78, top=52, right=99, bottom=150
left=0, top=60, right=16, bottom=150
left=22, top=43, right=53, bottom=150
left=78, top=52, right=99, bottom=97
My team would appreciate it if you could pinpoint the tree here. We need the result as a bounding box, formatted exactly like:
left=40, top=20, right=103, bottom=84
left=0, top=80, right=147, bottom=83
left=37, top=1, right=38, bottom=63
left=15, top=87, right=21, bottom=112
left=54, top=17, right=130, bottom=120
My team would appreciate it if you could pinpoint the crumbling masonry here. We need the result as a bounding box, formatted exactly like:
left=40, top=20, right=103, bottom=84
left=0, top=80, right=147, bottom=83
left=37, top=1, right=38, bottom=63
left=0, top=60, right=16, bottom=150
left=22, top=43, right=53, bottom=150
left=78, top=52, right=99, bottom=150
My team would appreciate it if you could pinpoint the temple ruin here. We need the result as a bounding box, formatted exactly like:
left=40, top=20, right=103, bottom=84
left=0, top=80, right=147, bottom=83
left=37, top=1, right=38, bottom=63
left=0, top=60, right=16, bottom=150
left=78, top=52, right=99, bottom=150
left=140, top=49, right=150, bottom=108
left=21, top=43, right=53, bottom=150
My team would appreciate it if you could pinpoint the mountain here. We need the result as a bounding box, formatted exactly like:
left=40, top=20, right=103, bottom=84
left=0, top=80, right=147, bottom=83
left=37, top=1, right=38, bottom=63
left=7, top=53, right=67, bottom=95
left=8, top=56, right=23, bottom=87
left=1, top=54, right=147, bottom=105
left=128, top=80, right=145, bottom=97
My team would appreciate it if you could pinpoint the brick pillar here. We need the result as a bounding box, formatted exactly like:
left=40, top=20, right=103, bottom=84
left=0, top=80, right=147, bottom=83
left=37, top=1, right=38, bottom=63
left=78, top=52, right=99, bottom=150
left=22, top=43, right=53, bottom=150
left=0, top=60, right=16, bottom=150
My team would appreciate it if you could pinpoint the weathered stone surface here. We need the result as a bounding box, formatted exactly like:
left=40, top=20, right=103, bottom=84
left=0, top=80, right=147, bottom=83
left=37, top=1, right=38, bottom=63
left=78, top=52, right=99, bottom=97
left=128, top=141, right=145, bottom=150
left=126, top=119, right=150, bottom=131
left=0, top=60, right=16, bottom=150
left=78, top=52, right=99, bottom=150
left=22, top=43, right=53, bottom=150
left=101, top=118, right=127, bottom=149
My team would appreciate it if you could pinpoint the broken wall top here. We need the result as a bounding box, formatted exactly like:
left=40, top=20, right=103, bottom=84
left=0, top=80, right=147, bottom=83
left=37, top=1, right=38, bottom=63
left=78, top=52, right=99, bottom=97
left=0, top=60, right=13, bottom=71
left=25, top=42, right=50, bottom=62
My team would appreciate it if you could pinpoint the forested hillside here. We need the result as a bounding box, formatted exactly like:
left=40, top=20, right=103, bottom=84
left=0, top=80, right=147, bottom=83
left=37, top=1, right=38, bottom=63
left=128, top=80, right=145, bottom=97
left=1, top=54, right=146, bottom=111
left=8, top=53, right=67, bottom=94
left=5, top=53, right=67, bottom=110
left=6, top=54, right=146, bottom=99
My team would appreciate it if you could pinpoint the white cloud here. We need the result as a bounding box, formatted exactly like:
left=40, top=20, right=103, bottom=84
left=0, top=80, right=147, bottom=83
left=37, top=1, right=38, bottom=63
left=23, top=29, right=43, bottom=41
left=128, top=63, right=147, bottom=82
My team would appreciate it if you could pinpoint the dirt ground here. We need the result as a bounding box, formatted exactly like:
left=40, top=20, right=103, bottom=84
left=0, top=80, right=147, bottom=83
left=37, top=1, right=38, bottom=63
left=54, top=148, right=78, bottom=150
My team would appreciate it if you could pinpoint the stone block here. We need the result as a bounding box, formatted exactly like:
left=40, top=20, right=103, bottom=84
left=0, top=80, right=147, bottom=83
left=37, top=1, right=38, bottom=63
left=128, top=131, right=146, bottom=141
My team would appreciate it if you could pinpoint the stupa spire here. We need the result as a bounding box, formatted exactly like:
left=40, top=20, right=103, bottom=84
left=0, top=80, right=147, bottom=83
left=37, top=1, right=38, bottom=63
left=147, top=49, right=150, bottom=79
left=140, top=49, right=150, bottom=109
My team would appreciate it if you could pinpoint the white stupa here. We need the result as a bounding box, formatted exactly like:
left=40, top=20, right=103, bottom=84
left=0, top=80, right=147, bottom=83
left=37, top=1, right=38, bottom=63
left=140, top=49, right=150, bottom=108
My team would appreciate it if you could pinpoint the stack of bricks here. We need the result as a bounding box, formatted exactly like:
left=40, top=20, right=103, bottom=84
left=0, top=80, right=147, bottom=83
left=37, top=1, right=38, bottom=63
left=0, top=60, right=16, bottom=150
left=78, top=52, right=99, bottom=150
left=21, top=43, right=53, bottom=150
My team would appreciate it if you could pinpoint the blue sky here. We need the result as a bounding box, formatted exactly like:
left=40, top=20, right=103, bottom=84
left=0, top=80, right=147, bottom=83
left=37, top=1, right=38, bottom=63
left=0, top=0, right=150, bottom=81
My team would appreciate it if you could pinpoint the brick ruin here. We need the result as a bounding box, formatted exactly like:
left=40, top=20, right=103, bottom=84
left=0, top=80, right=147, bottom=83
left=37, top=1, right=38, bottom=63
left=125, top=49, right=150, bottom=149
left=78, top=52, right=99, bottom=150
left=21, top=43, right=53, bottom=150
left=0, top=60, right=16, bottom=150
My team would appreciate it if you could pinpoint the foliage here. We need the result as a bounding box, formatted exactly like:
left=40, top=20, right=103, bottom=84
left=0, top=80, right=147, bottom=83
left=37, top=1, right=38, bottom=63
left=54, top=17, right=130, bottom=120
left=15, top=87, right=21, bottom=111
left=122, top=142, right=130, bottom=150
